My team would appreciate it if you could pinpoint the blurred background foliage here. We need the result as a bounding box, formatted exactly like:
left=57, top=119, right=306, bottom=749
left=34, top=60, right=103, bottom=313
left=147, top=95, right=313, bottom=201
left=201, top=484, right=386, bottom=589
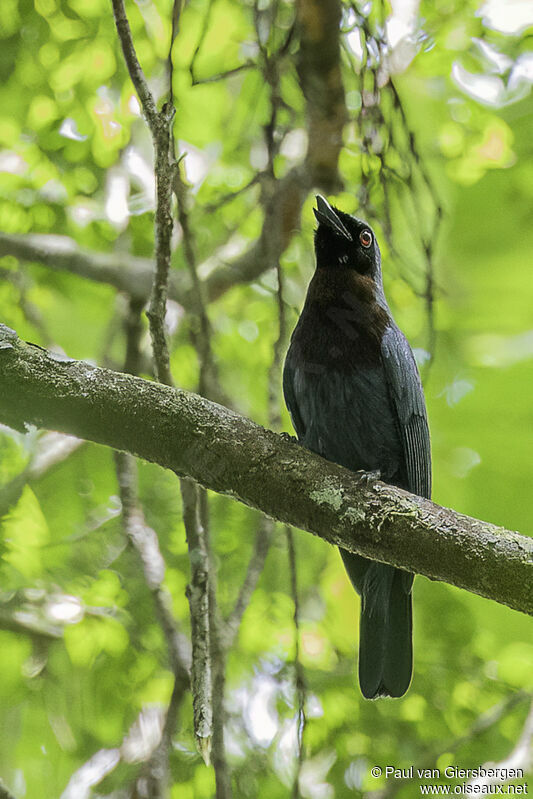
left=0, top=0, right=532, bottom=796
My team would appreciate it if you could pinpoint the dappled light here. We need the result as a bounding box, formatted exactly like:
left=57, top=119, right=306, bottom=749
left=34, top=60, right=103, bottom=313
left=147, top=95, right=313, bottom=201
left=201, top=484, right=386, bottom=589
left=0, top=0, right=532, bottom=796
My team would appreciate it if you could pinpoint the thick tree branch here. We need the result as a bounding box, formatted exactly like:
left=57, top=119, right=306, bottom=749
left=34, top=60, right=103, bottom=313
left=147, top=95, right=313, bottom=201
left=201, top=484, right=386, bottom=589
left=1, top=324, right=531, bottom=616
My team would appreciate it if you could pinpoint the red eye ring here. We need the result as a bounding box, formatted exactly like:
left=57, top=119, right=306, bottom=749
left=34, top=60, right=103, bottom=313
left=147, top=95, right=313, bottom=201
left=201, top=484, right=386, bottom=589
left=359, top=229, right=372, bottom=248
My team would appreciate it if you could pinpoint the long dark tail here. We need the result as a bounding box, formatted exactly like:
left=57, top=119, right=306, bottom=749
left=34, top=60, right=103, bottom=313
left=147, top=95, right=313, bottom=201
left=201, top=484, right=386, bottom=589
left=340, top=550, right=413, bottom=699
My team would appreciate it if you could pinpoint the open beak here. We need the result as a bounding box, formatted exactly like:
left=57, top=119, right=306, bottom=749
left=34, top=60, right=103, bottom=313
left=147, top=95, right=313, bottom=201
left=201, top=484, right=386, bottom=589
left=314, top=195, right=352, bottom=240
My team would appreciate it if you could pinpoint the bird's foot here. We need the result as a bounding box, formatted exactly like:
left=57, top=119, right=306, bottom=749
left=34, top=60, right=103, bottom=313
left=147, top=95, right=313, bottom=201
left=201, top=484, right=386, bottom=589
left=356, top=469, right=381, bottom=486
left=279, top=432, right=300, bottom=445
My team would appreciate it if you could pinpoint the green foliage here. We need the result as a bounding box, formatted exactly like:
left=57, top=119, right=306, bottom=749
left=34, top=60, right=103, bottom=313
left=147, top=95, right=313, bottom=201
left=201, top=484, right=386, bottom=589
left=0, top=0, right=532, bottom=796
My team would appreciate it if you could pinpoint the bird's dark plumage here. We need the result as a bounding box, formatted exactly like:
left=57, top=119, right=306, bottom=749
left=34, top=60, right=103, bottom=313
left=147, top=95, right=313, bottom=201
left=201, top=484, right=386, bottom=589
left=283, top=196, right=431, bottom=699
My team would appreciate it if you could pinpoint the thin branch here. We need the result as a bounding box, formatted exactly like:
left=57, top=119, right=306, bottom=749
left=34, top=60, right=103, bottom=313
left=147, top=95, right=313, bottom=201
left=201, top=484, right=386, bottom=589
left=115, top=453, right=189, bottom=683
left=172, top=167, right=224, bottom=403
left=201, top=489, right=232, bottom=799
left=172, top=153, right=231, bottom=795
left=167, top=0, right=182, bottom=106
left=188, top=0, right=255, bottom=85
left=0, top=232, right=156, bottom=299
left=115, top=450, right=190, bottom=797
left=192, top=62, right=256, bottom=86
left=287, top=526, right=307, bottom=799
left=146, top=98, right=176, bottom=386
left=111, top=0, right=176, bottom=385
left=181, top=478, right=213, bottom=765
left=105, top=49, right=181, bottom=769
left=223, top=514, right=273, bottom=649
left=111, top=18, right=187, bottom=776
left=110, top=0, right=158, bottom=130
left=201, top=175, right=260, bottom=214
left=171, top=130, right=222, bottom=784
left=2, top=327, right=531, bottom=616
left=189, top=0, right=215, bottom=85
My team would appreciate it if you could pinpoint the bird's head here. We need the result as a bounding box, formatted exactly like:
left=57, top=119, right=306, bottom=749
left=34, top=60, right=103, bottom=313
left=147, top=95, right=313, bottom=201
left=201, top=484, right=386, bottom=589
left=313, top=195, right=381, bottom=281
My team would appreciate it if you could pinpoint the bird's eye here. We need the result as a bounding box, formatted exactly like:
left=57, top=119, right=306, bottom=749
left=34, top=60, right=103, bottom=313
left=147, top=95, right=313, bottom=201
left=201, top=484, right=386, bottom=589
left=359, top=229, right=372, bottom=248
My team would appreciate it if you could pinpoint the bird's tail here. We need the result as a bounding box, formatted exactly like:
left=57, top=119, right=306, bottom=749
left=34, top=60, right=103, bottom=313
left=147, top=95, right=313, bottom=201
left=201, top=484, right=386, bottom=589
left=341, top=551, right=413, bottom=699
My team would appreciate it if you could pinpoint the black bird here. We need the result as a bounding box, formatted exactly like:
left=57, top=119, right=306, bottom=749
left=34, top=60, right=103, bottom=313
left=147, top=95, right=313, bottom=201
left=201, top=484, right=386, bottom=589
left=283, top=195, right=431, bottom=699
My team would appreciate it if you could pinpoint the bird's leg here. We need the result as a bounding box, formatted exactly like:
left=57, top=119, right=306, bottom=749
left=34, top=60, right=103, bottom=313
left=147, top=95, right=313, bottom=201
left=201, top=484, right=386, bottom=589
left=356, top=469, right=381, bottom=485
left=279, top=432, right=300, bottom=445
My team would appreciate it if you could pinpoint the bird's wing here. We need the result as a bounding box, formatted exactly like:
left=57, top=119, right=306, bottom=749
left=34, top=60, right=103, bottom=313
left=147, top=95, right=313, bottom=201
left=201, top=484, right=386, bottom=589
left=381, top=325, right=432, bottom=499
left=282, top=351, right=307, bottom=440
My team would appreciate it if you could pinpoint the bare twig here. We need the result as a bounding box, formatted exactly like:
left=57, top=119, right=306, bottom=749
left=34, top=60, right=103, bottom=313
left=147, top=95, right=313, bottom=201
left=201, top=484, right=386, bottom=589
left=189, top=0, right=214, bottom=84
left=192, top=62, right=256, bottom=86
left=197, top=489, right=232, bottom=799
left=172, top=168, right=224, bottom=403
left=110, top=0, right=158, bottom=130
left=287, top=526, right=307, bottom=799
left=201, top=175, right=260, bottom=214
left=115, top=451, right=190, bottom=797
left=110, top=0, right=176, bottom=386
left=173, top=160, right=229, bottom=795
left=167, top=0, right=182, bottom=106
left=223, top=514, right=273, bottom=649
left=181, top=478, right=213, bottom=765
left=109, top=5, right=185, bottom=777
left=146, top=99, right=176, bottom=386
left=189, top=0, right=255, bottom=85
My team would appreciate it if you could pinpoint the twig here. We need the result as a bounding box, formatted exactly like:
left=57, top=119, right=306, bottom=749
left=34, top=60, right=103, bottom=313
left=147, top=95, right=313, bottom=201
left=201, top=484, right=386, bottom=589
left=189, top=0, right=215, bottom=85
left=110, top=0, right=158, bottom=130
left=181, top=478, right=213, bottom=765
left=173, top=166, right=229, bottom=793
left=111, top=0, right=179, bottom=658
left=223, top=514, right=273, bottom=649
left=287, top=526, right=307, bottom=799
left=189, top=0, right=255, bottom=85
left=146, top=98, right=176, bottom=386
left=110, top=0, right=176, bottom=386
left=167, top=0, right=182, bottom=107
left=172, top=168, right=224, bottom=403
left=201, top=174, right=260, bottom=214
left=199, top=489, right=232, bottom=799
left=192, top=62, right=256, bottom=86
left=111, top=8, right=188, bottom=771
left=115, top=450, right=190, bottom=797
